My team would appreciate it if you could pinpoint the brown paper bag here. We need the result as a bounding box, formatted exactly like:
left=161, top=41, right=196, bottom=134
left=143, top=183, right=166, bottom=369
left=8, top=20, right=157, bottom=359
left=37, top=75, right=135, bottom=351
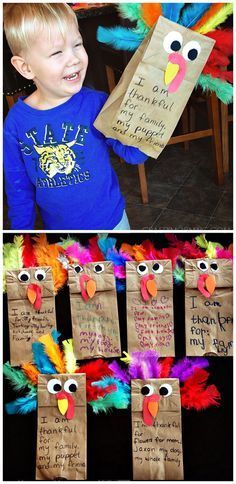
left=36, top=373, right=87, bottom=480
left=6, top=266, right=56, bottom=366
left=68, top=261, right=121, bottom=359
left=131, top=378, right=183, bottom=480
left=94, top=16, right=215, bottom=158
left=126, top=260, right=175, bottom=356
left=185, top=258, right=233, bottom=356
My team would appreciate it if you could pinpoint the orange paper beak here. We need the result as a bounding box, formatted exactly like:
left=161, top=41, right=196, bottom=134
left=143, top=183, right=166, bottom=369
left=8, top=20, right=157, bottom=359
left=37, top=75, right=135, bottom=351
left=198, top=274, right=216, bottom=298
left=143, top=394, right=160, bottom=426
left=80, top=274, right=97, bottom=301
left=140, top=274, right=157, bottom=301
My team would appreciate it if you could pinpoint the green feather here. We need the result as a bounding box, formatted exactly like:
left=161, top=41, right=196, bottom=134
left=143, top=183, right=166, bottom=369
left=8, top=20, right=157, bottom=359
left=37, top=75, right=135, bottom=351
left=3, top=362, right=35, bottom=392
left=117, top=3, right=149, bottom=36
left=173, top=266, right=185, bottom=284
left=197, top=74, right=233, bottom=104
left=58, top=236, right=78, bottom=249
left=195, top=234, right=208, bottom=249
left=199, top=3, right=233, bottom=34
left=3, top=236, right=24, bottom=292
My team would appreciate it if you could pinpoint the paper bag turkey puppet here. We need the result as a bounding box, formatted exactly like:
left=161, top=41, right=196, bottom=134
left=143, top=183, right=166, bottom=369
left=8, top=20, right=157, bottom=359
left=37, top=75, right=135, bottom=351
left=185, top=258, right=233, bottom=356
left=126, top=260, right=175, bottom=356
left=68, top=261, right=121, bottom=359
left=110, top=350, right=220, bottom=480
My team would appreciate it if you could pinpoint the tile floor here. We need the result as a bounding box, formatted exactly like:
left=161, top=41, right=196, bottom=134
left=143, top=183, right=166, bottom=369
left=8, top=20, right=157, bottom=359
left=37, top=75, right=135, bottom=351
left=3, top=136, right=232, bottom=231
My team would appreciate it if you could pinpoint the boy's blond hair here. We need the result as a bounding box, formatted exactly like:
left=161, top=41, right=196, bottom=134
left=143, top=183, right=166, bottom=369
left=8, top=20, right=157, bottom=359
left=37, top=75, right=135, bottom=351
left=3, top=3, right=78, bottom=56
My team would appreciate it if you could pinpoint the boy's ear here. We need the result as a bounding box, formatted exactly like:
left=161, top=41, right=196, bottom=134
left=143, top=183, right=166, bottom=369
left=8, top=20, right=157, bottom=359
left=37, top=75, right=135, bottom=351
left=11, top=55, right=35, bottom=80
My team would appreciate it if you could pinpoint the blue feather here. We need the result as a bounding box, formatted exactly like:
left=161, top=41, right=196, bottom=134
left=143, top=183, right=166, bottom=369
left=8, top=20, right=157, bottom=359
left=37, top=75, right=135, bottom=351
left=97, top=26, right=143, bottom=51
left=116, top=279, right=126, bottom=292
left=51, top=329, right=61, bottom=343
left=5, top=392, right=37, bottom=415
left=32, top=341, right=56, bottom=374
left=179, top=3, right=212, bottom=28
left=106, top=249, right=126, bottom=267
left=97, top=236, right=117, bottom=257
left=90, top=377, right=130, bottom=413
left=162, top=3, right=184, bottom=22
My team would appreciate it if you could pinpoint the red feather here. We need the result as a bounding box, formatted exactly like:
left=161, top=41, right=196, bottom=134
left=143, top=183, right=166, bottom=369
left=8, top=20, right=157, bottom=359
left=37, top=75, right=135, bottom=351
left=159, top=357, right=174, bottom=378
left=88, top=236, right=105, bottom=262
left=76, top=359, right=114, bottom=401
left=202, top=65, right=233, bottom=83
left=206, top=29, right=233, bottom=57
left=22, top=235, right=37, bottom=268
left=180, top=369, right=221, bottom=410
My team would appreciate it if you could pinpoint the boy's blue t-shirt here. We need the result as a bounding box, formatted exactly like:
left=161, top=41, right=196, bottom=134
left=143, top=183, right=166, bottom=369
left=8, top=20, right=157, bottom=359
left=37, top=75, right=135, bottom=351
left=4, top=87, right=147, bottom=229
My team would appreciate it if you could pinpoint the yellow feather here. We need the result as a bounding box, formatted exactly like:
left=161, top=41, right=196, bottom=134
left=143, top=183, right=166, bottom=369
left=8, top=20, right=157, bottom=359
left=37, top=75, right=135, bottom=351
left=120, top=351, right=132, bottom=365
left=39, top=334, right=66, bottom=373
left=62, top=339, right=78, bottom=373
left=198, top=3, right=233, bottom=34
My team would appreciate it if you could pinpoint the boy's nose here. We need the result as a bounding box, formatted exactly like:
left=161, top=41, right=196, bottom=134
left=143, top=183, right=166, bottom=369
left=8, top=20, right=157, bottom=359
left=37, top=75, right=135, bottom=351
left=67, top=50, right=80, bottom=66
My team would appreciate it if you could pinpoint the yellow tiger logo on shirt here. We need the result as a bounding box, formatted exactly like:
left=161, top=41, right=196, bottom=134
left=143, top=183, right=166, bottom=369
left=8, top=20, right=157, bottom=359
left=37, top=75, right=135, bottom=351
left=34, top=140, right=78, bottom=178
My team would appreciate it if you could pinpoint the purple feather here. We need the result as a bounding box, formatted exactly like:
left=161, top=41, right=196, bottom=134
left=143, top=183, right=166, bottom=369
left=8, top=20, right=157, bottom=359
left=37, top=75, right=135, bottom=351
left=170, top=357, right=209, bottom=382
left=109, top=361, right=130, bottom=384
left=129, top=351, right=160, bottom=380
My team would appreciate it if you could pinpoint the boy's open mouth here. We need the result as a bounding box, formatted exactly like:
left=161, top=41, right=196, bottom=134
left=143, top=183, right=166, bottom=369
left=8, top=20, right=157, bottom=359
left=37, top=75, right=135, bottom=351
left=63, top=72, right=80, bottom=81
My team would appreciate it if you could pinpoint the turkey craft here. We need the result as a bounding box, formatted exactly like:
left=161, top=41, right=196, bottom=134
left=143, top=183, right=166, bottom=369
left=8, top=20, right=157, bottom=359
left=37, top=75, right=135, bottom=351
left=185, top=257, right=233, bottom=357
left=126, top=259, right=175, bottom=356
left=3, top=235, right=66, bottom=365
left=68, top=260, right=121, bottom=359
left=94, top=3, right=233, bottom=158
left=110, top=350, right=221, bottom=480
left=3, top=331, right=130, bottom=480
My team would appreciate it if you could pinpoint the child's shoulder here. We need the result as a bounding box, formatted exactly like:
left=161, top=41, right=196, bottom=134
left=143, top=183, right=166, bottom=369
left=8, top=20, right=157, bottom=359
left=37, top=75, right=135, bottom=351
left=80, top=87, right=108, bottom=107
left=3, top=98, right=24, bottom=132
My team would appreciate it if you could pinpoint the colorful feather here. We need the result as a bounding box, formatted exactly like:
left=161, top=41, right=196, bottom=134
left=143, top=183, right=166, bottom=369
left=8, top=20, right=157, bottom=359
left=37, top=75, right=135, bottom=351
left=197, top=74, right=233, bottom=104
left=216, top=247, right=233, bottom=259
left=33, top=234, right=68, bottom=293
left=129, top=350, right=161, bottom=380
left=97, top=25, right=142, bottom=51
left=21, top=363, right=40, bottom=385
left=162, top=3, right=184, bottom=23
left=117, top=3, right=142, bottom=22
left=109, top=361, right=130, bottom=384
left=5, top=393, right=37, bottom=415
left=39, top=333, right=66, bottom=373
left=90, top=377, right=130, bottom=413
left=58, top=236, right=78, bottom=249
left=116, top=279, right=126, bottom=292
left=179, top=3, right=212, bottom=28
left=206, top=29, right=233, bottom=57
left=180, top=368, right=221, bottom=410
left=3, top=362, right=35, bottom=392
left=197, top=3, right=233, bottom=34
left=62, top=339, right=78, bottom=373
left=22, top=235, right=37, bottom=268
left=3, top=236, right=24, bottom=292
left=173, top=264, right=185, bottom=284
left=32, top=341, right=57, bottom=374
left=193, top=3, right=224, bottom=31
left=170, top=357, right=209, bottom=382
left=65, top=242, right=92, bottom=264
left=87, top=236, right=105, bottom=262
left=97, top=235, right=117, bottom=256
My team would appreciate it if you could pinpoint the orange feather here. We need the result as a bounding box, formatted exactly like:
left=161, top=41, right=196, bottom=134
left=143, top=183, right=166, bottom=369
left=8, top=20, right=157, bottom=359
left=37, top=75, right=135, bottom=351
left=193, top=3, right=224, bottom=31
left=21, top=363, right=40, bottom=385
left=39, top=334, right=66, bottom=373
left=120, top=243, right=135, bottom=257
left=33, top=234, right=68, bottom=293
left=141, top=3, right=162, bottom=28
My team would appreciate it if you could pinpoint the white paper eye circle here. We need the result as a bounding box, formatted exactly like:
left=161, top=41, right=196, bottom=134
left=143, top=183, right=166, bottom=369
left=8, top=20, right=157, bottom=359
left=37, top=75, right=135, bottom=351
left=197, top=260, right=209, bottom=272
left=141, top=384, right=154, bottom=396
left=163, top=31, right=183, bottom=54
left=93, top=263, right=105, bottom=274
left=18, top=270, right=31, bottom=283
left=47, top=378, right=62, bottom=394
left=64, top=378, right=78, bottom=393
left=34, top=269, right=46, bottom=281
left=182, top=41, right=201, bottom=61
left=137, top=263, right=148, bottom=276
left=152, top=262, right=164, bottom=274
left=159, top=383, right=173, bottom=397
left=74, top=264, right=84, bottom=274
left=210, top=262, right=219, bottom=273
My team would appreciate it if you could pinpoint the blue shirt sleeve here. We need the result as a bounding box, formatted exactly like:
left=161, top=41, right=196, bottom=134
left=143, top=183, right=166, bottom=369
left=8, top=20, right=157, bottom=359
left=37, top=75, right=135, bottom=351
left=105, top=137, right=148, bottom=165
left=4, top=125, right=36, bottom=229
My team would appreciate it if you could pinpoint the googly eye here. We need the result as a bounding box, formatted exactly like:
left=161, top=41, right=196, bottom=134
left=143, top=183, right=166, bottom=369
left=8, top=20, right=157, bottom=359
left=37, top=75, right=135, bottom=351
left=93, top=263, right=105, bottom=274
left=197, top=260, right=209, bottom=272
left=210, top=262, right=219, bottom=272
left=163, top=31, right=183, bottom=54
left=137, top=263, right=148, bottom=276
left=18, top=270, right=31, bottom=283
left=159, top=383, right=173, bottom=397
left=47, top=378, right=62, bottom=394
left=34, top=269, right=46, bottom=281
left=74, top=264, right=84, bottom=274
left=64, top=378, right=78, bottom=393
left=141, top=384, right=154, bottom=396
left=152, top=262, right=164, bottom=274
left=182, top=41, right=201, bottom=62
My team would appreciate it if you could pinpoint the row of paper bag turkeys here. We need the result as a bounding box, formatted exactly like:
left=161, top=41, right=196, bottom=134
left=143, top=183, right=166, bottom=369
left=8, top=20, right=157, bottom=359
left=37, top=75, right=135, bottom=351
left=4, top=235, right=233, bottom=364
left=4, top=335, right=221, bottom=481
